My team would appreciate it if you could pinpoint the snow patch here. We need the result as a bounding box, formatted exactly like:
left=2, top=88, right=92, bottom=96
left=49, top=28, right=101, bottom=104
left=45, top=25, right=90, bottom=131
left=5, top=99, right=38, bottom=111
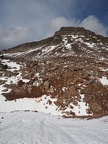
left=100, top=76, right=108, bottom=85
left=42, top=46, right=57, bottom=55
left=85, top=42, right=95, bottom=48
left=70, top=94, right=91, bottom=116
left=35, top=95, right=61, bottom=115
left=2, top=59, right=21, bottom=71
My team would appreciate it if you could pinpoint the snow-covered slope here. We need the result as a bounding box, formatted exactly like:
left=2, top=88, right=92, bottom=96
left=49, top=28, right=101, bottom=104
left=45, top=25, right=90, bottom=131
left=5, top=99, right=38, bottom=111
left=0, top=112, right=108, bottom=144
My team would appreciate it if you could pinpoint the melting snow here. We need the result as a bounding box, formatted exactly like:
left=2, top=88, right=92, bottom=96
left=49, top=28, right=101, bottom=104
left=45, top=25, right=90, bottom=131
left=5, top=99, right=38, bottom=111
left=35, top=95, right=61, bottom=115
left=99, top=67, right=108, bottom=72
left=69, top=94, right=91, bottom=116
left=65, top=43, right=71, bottom=50
left=2, top=59, right=21, bottom=71
left=0, top=60, right=29, bottom=84
left=42, top=46, right=57, bottom=55
left=85, top=42, right=95, bottom=48
left=4, top=46, right=44, bottom=58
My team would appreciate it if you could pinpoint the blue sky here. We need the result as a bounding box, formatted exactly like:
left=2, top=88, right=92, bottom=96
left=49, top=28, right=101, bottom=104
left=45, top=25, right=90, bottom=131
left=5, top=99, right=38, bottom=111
left=0, top=0, right=108, bottom=50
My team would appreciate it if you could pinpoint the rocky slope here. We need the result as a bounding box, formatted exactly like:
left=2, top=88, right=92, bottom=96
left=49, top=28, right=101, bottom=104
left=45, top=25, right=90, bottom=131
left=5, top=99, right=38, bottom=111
left=0, top=27, right=108, bottom=118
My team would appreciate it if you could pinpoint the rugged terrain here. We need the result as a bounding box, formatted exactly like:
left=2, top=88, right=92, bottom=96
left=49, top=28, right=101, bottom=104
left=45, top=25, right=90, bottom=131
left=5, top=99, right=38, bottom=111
left=0, top=27, right=108, bottom=118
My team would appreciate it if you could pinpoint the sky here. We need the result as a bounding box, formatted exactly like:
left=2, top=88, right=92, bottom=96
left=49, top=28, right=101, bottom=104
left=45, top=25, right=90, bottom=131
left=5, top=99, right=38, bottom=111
left=0, top=0, right=108, bottom=50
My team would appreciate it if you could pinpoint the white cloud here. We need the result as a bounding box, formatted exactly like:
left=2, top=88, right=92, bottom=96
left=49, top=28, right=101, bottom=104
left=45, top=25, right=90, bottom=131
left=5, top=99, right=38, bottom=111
left=47, top=15, right=108, bottom=37
left=0, top=26, right=37, bottom=49
left=46, top=17, right=79, bottom=37
left=80, top=15, right=108, bottom=36
left=51, top=17, right=78, bottom=29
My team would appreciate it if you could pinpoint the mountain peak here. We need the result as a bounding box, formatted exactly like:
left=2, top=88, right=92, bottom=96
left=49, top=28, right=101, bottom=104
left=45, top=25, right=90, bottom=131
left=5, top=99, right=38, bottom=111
left=54, top=26, right=95, bottom=36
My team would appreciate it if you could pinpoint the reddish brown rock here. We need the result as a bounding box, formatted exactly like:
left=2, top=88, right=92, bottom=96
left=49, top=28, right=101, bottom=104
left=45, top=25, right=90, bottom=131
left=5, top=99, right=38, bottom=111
left=44, top=81, right=50, bottom=90
left=90, top=101, right=102, bottom=114
left=27, top=86, right=33, bottom=93
left=17, top=80, right=25, bottom=87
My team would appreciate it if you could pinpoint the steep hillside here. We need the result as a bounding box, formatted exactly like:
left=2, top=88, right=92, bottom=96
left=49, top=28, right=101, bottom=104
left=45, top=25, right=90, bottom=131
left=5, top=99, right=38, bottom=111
left=0, top=27, right=108, bottom=118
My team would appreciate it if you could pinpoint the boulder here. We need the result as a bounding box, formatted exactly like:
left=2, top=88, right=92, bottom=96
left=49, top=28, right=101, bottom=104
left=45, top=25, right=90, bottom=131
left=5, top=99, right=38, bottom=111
left=90, top=101, right=102, bottom=113
left=17, top=80, right=25, bottom=87
left=44, top=81, right=50, bottom=90
left=28, top=86, right=33, bottom=93
left=48, top=86, right=54, bottom=93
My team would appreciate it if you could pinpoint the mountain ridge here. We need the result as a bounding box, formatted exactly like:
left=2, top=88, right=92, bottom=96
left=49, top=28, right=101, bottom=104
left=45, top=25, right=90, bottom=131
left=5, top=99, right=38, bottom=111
left=2, top=27, right=108, bottom=52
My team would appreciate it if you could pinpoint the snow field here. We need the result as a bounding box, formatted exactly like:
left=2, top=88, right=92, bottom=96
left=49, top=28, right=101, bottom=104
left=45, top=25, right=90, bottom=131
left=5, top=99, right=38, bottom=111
left=0, top=112, right=108, bottom=144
